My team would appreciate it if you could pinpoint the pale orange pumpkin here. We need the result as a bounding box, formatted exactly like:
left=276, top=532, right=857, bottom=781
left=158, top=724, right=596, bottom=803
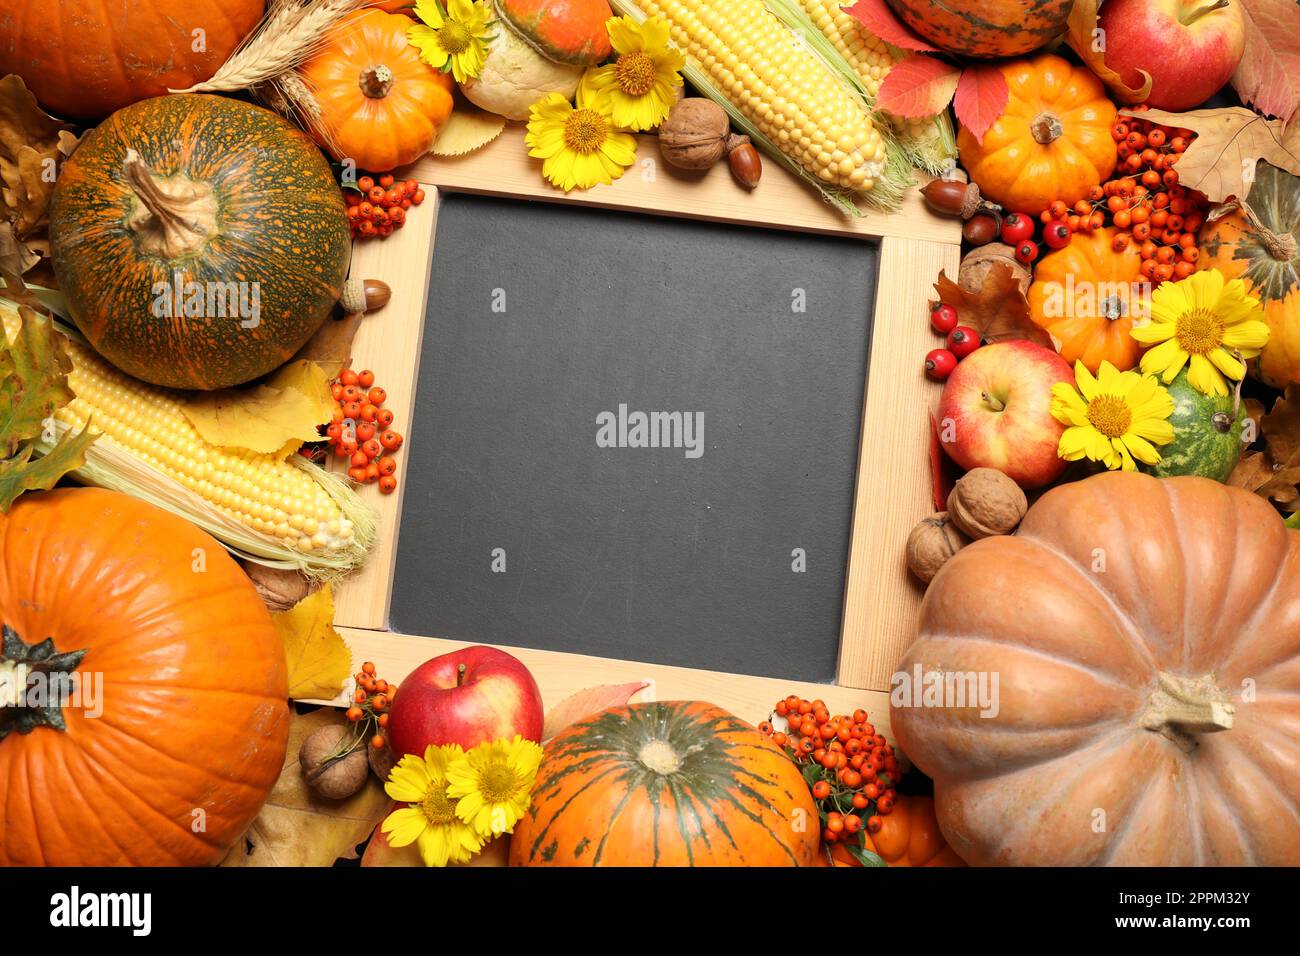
left=1028, top=228, right=1147, bottom=372
left=299, top=9, right=455, bottom=172
left=1199, top=162, right=1300, bottom=389
left=893, top=472, right=1300, bottom=866
left=958, top=55, right=1117, bottom=216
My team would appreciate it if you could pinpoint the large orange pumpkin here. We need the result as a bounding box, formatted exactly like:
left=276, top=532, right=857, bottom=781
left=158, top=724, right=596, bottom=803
left=885, top=0, right=1071, bottom=59
left=1029, top=228, right=1147, bottom=372
left=299, top=9, right=455, bottom=172
left=0, top=0, right=264, bottom=120
left=1199, top=162, right=1300, bottom=389
left=822, top=795, right=967, bottom=867
left=0, top=488, right=289, bottom=866
left=510, top=701, right=820, bottom=866
left=892, top=473, right=1300, bottom=866
left=958, top=55, right=1117, bottom=216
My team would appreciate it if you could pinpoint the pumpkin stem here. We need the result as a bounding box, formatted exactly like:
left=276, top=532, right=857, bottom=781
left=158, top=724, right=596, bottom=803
left=359, top=65, right=395, bottom=99
left=1241, top=200, right=1299, bottom=262
left=0, top=625, right=88, bottom=740
left=1141, top=672, right=1234, bottom=753
left=1180, top=0, right=1231, bottom=26
left=637, top=738, right=682, bottom=775
left=123, top=149, right=218, bottom=260
left=1100, top=295, right=1127, bottom=322
left=1030, top=112, right=1064, bottom=146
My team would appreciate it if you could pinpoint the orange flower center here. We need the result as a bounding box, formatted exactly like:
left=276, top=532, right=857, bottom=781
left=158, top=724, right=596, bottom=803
left=1175, top=308, right=1225, bottom=356
left=418, top=785, right=458, bottom=825
left=615, top=51, right=658, bottom=97
left=478, top=763, right=518, bottom=803
left=438, top=21, right=472, bottom=55
left=564, top=109, right=609, bottom=155
left=1086, top=394, right=1133, bottom=439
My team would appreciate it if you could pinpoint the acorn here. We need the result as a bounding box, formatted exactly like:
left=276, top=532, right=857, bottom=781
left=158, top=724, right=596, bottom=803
left=921, top=178, right=1003, bottom=227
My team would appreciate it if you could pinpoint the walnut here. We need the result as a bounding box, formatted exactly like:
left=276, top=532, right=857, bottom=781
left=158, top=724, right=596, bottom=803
left=947, top=468, right=1028, bottom=539
left=959, top=244, right=1031, bottom=295
left=906, top=512, right=971, bottom=584
left=300, top=724, right=370, bottom=800
left=659, top=98, right=731, bottom=170
left=240, top=560, right=310, bottom=612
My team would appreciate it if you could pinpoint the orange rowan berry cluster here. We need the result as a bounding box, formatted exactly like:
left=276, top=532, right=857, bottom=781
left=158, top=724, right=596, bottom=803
left=346, top=661, right=397, bottom=751
left=1040, top=107, right=1205, bottom=286
left=324, top=367, right=405, bottom=494
left=759, top=695, right=899, bottom=846
left=344, top=173, right=426, bottom=240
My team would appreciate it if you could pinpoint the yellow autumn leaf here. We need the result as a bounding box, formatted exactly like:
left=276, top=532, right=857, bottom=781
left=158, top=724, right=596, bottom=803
left=180, top=360, right=334, bottom=457
left=273, top=585, right=352, bottom=701
left=430, top=106, right=507, bottom=157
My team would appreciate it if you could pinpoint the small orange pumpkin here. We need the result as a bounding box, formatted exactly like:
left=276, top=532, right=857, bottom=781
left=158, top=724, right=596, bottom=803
left=299, top=9, right=455, bottom=172
left=958, top=55, right=1117, bottom=216
left=820, top=795, right=966, bottom=867
left=1028, top=228, right=1147, bottom=372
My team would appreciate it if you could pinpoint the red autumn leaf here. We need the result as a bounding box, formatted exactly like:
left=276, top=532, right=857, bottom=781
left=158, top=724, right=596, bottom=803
left=1234, top=0, right=1300, bottom=122
left=844, top=0, right=941, bottom=53
left=876, top=55, right=961, bottom=119
left=541, top=681, right=650, bottom=741
left=952, top=65, right=1009, bottom=144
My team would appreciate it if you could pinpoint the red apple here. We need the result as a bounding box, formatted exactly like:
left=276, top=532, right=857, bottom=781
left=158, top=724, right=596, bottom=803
left=937, top=340, right=1073, bottom=489
left=387, top=645, right=544, bottom=757
left=1099, top=0, right=1245, bottom=112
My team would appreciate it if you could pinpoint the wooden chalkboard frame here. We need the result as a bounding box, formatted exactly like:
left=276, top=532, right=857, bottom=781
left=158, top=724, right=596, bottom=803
left=332, top=125, right=961, bottom=719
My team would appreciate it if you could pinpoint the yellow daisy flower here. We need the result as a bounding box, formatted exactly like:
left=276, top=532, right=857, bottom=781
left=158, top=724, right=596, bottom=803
left=1131, top=269, right=1269, bottom=397
left=1051, top=360, right=1176, bottom=472
left=381, top=744, right=484, bottom=867
left=577, top=16, right=685, bottom=131
left=525, top=93, right=638, bottom=192
left=446, top=735, right=544, bottom=838
left=408, top=0, right=493, bottom=84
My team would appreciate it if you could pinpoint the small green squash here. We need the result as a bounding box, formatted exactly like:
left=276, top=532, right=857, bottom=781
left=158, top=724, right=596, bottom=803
left=49, top=94, right=350, bottom=391
left=1147, top=369, right=1246, bottom=482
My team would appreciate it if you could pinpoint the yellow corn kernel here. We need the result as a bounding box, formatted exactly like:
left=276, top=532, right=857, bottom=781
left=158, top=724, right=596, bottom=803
left=796, top=0, right=903, bottom=99
left=56, top=339, right=357, bottom=557
left=641, top=0, right=886, bottom=192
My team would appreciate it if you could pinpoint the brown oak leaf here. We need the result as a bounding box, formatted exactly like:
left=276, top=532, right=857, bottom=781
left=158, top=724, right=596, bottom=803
left=934, top=263, right=1051, bottom=348
left=1234, top=0, right=1300, bottom=123
left=1066, top=0, right=1152, bottom=104
left=1120, top=106, right=1300, bottom=204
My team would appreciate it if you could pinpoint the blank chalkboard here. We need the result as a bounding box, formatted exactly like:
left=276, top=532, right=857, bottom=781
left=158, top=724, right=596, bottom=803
left=389, top=194, right=877, bottom=682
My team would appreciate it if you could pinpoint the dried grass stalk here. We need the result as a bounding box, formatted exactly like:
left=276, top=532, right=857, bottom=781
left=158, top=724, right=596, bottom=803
left=171, top=0, right=367, bottom=94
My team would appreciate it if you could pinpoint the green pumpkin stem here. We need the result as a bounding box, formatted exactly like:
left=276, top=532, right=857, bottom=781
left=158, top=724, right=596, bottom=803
left=0, top=625, right=87, bottom=741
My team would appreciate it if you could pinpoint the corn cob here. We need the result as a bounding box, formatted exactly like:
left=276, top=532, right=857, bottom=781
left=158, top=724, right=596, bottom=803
left=39, top=329, right=375, bottom=577
left=796, top=0, right=957, bottom=174
left=631, top=0, right=888, bottom=193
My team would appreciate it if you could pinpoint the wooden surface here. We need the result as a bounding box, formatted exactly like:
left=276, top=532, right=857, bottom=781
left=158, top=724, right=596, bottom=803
left=333, top=193, right=440, bottom=630
left=838, top=237, right=962, bottom=691
left=406, top=125, right=961, bottom=245
left=338, top=626, right=895, bottom=736
left=334, top=121, right=962, bottom=696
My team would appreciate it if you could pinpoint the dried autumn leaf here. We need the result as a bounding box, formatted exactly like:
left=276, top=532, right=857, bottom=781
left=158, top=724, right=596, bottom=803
left=845, top=0, right=941, bottom=53
left=1234, top=0, right=1300, bottom=123
left=876, top=56, right=961, bottom=119
left=181, top=360, right=333, bottom=458
left=274, top=585, right=352, bottom=701
left=934, top=263, right=1051, bottom=347
left=541, top=681, right=650, bottom=741
left=1065, top=0, right=1151, bottom=104
left=430, top=106, right=507, bottom=157
left=221, top=708, right=391, bottom=868
left=0, top=429, right=94, bottom=512
left=1120, top=107, right=1300, bottom=204
left=1262, top=385, right=1300, bottom=467
left=1227, top=449, right=1274, bottom=491
left=952, top=65, right=1009, bottom=145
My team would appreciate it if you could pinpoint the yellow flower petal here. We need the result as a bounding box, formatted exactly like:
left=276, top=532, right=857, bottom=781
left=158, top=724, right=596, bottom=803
left=1130, top=320, right=1176, bottom=345
left=606, top=15, right=644, bottom=54
left=1120, top=431, right=1162, bottom=465
left=1186, top=352, right=1228, bottom=396
left=1074, top=361, right=1100, bottom=401
left=1208, top=346, right=1246, bottom=381
left=412, top=0, right=445, bottom=28
left=1222, top=319, right=1270, bottom=352
left=381, top=807, right=430, bottom=847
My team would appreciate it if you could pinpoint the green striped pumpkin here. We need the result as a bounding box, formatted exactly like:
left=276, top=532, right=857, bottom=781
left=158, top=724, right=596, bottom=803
left=49, top=94, right=350, bottom=391
left=510, top=701, right=820, bottom=867
left=885, top=0, right=1071, bottom=59
left=1147, top=369, right=1246, bottom=482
